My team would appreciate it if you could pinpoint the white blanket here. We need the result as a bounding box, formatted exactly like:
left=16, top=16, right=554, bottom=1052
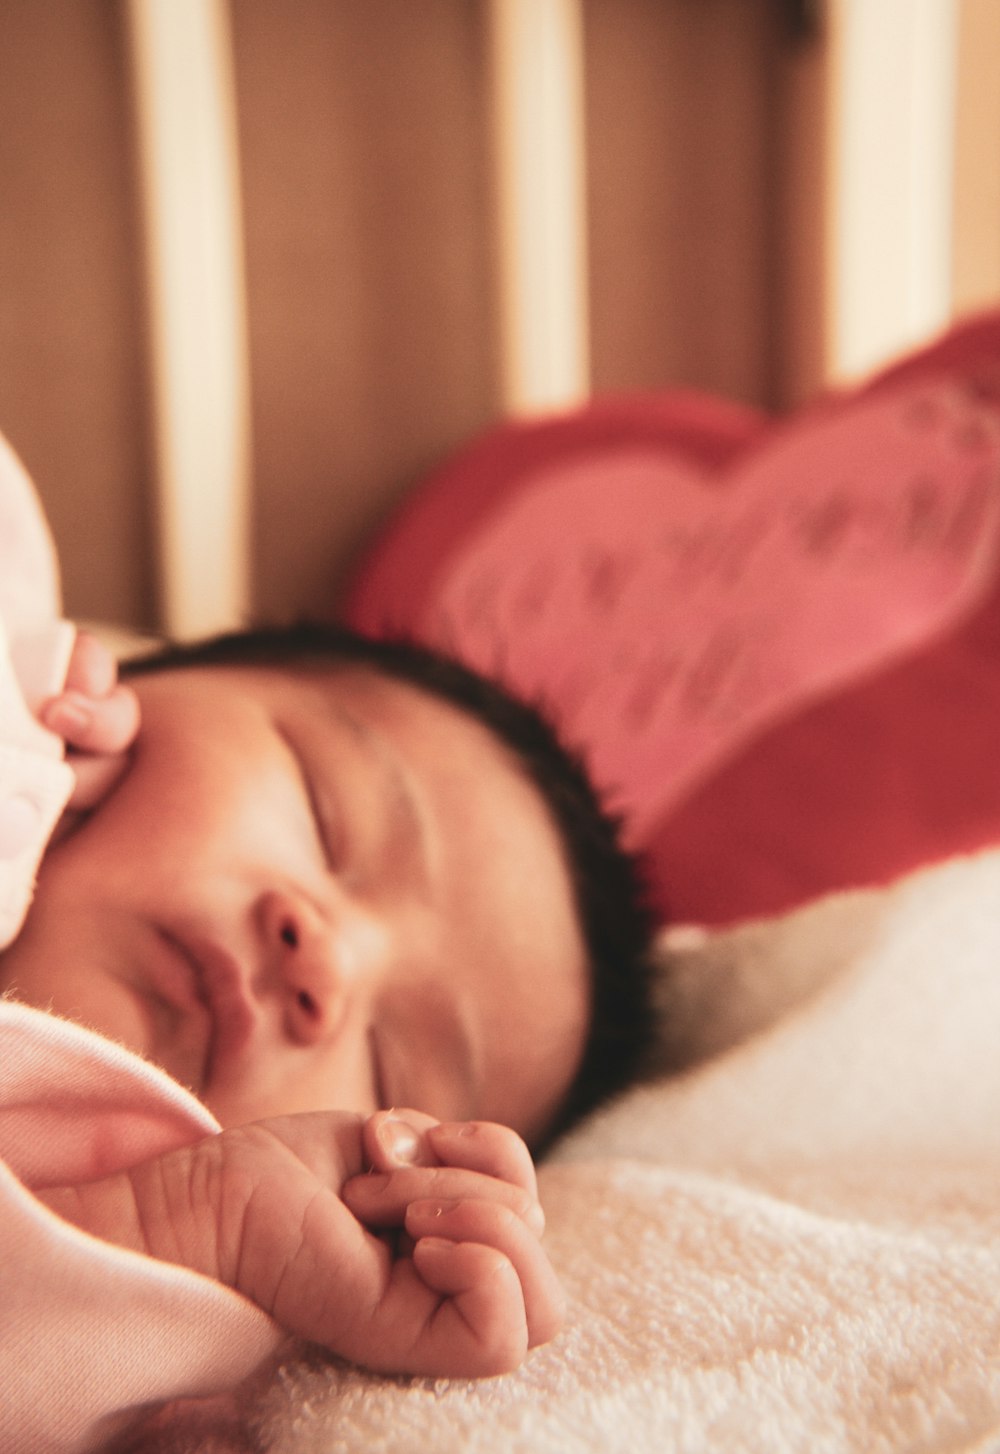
left=159, top=849, right=1000, bottom=1454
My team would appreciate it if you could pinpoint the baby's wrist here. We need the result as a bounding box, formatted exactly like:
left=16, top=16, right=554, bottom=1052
left=38, top=1139, right=229, bottom=1288
left=38, top=1171, right=149, bottom=1258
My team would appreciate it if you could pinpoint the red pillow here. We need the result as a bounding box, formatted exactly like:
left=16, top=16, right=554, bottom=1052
left=341, top=314, right=1000, bottom=925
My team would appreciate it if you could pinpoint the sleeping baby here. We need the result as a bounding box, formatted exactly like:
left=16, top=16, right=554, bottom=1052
left=0, top=434, right=656, bottom=1451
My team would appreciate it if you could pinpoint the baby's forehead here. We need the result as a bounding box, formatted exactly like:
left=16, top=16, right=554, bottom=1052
left=140, top=654, right=442, bottom=705
left=130, top=652, right=559, bottom=876
left=125, top=630, right=530, bottom=764
left=138, top=656, right=526, bottom=775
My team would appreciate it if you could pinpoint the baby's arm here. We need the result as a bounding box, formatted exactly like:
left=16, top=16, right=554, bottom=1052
left=38, top=1109, right=562, bottom=1378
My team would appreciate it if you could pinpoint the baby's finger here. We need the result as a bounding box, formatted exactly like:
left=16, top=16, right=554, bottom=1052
left=406, top=1239, right=530, bottom=1375
left=408, top=1198, right=564, bottom=1351
left=62, top=629, right=118, bottom=698
left=343, top=1165, right=545, bottom=1237
left=63, top=751, right=133, bottom=812
left=362, top=1108, right=441, bottom=1173
left=425, top=1121, right=538, bottom=1200
left=42, top=682, right=141, bottom=757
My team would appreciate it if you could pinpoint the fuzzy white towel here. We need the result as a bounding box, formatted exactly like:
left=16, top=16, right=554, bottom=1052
left=201, top=848, right=1000, bottom=1454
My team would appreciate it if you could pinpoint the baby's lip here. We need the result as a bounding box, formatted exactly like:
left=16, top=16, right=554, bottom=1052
left=149, top=928, right=207, bottom=1017
left=162, top=930, right=259, bottom=1092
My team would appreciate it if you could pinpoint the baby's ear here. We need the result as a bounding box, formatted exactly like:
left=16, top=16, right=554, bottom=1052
left=364, top=1109, right=442, bottom=1171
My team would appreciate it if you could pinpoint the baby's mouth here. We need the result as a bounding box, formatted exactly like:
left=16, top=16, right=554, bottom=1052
left=158, top=930, right=258, bottom=1095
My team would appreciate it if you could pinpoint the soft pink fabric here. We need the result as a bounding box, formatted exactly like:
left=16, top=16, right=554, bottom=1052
left=0, top=431, right=283, bottom=1453
left=0, top=1002, right=282, bottom=1454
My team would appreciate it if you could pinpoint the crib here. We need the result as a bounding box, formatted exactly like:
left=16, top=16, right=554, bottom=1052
left=2, top=0, right=998, bottom=644
left=4, top=5, right=1000, bottom=1452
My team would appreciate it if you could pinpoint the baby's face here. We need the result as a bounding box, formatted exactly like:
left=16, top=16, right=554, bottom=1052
left=1, top=664, right=588, bottom=1144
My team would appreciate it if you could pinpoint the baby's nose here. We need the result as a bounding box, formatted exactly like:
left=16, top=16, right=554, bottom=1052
left=258, top=888, right=382, bottom=1045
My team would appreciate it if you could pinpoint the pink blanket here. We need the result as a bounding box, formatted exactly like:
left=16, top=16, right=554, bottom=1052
left=0, top=1001, right=282, bottom=1453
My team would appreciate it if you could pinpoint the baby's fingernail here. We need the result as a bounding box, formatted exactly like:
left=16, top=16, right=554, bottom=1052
left=412, top=1198, right=462, bottom=1220
left=376, top=1115, right=421, bottom=1166
left=42, top=694, right=92, bottom=735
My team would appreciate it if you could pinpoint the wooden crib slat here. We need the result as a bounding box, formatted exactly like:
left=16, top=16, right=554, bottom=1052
left=825, top=0, right=959, bottom=383
left=125, top=0, right=251, bottom=639
left=951, top=0, right=1000, bottom=317
left=486, top=0, right=591, bottom=415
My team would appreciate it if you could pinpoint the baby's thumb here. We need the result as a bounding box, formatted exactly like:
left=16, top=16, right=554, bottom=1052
left=364, top=1108, right=442, bottom=1172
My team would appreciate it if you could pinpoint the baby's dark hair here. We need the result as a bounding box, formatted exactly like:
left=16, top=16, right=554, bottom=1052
left=124, top=621, right=660, bottom=1149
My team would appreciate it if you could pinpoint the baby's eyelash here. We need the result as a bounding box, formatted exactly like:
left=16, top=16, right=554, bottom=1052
left=277, top=726, right=343, bottom=870
left=305, top=776, right=343, bottom=869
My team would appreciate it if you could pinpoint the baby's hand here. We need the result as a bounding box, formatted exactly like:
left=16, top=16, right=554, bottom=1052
left=229, top=1109, right=562, bottom=1377
left=341, top=1110, right=563, bottom=1375
left=39, top=1109, right=562, bottom=1380
left=39, top=630, right=140, bottom=815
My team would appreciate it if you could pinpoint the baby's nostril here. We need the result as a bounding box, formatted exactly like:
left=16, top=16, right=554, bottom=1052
left=297, top=989, right=317, bottom=1016
left=280, top=921, right=298, bottom=949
